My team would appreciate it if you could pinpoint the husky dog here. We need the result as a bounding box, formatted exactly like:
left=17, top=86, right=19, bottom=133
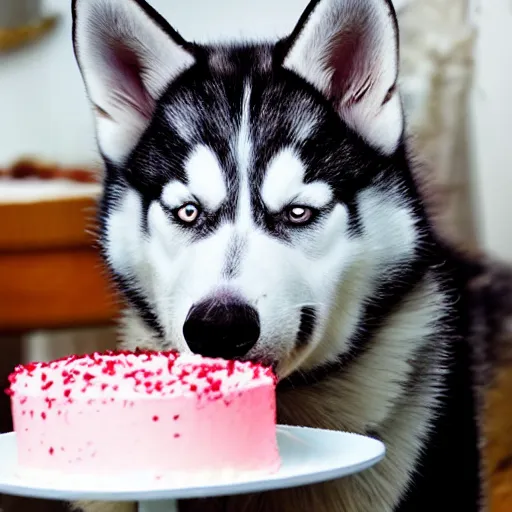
left=71, top=0, right=509, bottom=511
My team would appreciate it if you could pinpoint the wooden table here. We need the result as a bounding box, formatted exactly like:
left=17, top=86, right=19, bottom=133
left=486, top=363, right=512, bottom=511
left=0, top=178, right=118, bottom=331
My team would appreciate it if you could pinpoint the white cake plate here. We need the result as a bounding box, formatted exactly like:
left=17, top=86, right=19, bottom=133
left=0, top=426, right=385, bottom=512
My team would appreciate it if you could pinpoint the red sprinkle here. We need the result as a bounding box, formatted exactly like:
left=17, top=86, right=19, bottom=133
left=63, top=375, right=75, bottom=385
left=49, top=447, right=54, bottom=455
left=41, top=412, right=47, bottom=420
left=152, top=416, right=159, bottom=422
left=209, top=380, right=221, bottom=392
left=102, top=360, right=117, bottom=376
left=5, top=349, right=275, bottom=409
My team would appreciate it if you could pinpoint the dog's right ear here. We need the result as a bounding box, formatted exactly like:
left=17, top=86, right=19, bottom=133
left=281, top=0, right=402, bottom=155
left=72, top=0, right=195, bottom=164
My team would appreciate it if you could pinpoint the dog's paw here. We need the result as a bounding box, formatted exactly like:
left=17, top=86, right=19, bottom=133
left=70, top=501, right=136, bottom=512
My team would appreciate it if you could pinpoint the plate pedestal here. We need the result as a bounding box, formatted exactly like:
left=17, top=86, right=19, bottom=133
left=139, top=500, right=178, bottom=512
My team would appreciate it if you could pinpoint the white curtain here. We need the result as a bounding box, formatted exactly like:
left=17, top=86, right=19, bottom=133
left=399, top=0, right=477, bottom=248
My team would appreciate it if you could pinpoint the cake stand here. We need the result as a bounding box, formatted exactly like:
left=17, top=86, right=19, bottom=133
left=0, top=426, right=385, bottom=512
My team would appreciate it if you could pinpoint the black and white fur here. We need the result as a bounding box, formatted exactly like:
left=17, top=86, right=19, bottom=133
left=70, top=0, right=501, bottom=510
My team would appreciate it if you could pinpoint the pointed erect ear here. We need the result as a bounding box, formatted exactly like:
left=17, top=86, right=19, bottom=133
left=72, top=0, right=195, bottom=164
left=282, top=0, right=403, bottom=155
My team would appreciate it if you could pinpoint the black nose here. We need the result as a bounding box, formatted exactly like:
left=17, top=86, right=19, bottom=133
left=183, top=299, right=260, bottom=359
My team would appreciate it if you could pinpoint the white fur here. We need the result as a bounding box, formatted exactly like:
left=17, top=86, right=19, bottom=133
left=106, top=189, right=149, bottom=281
left=183, top=145, right=227, bottom=210
left=165, top=97, right=200, bottom=143
left=261, top=147, right=333, bottom=212
left=289, top=115, right=319, bottom=142
left=294, top=184, right=418, bottom=370
left=359, top=185, right=419, bottom=262
left=161, top=181, right=194, bottom=210
left=234, top=84, right=254, bottom=231
left=73, top=0, right=195, bottom=163
left=287, top=97, right=323, bottom=142
left=283, top=0, right=403, bottom=154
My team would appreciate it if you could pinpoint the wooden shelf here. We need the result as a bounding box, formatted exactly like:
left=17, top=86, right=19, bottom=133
left=0, top=188, right=119, bottom=331
left=0, top=247, right=118, bottom=331
left=487, top=363, right=512, bottom=512
left=0, top=196, right=96, bottom=251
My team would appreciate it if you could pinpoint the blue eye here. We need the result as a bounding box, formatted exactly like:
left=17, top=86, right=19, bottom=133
left=286, top=206, right=313, bottom=225
left=176, top=203, right=200, bottom=224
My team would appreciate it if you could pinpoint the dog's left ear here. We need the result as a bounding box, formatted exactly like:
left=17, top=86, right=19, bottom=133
left=282, top=0, right=403, bottom=155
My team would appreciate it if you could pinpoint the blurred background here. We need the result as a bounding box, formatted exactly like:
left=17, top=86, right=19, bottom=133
left=0, top=0, right=510, bottom=511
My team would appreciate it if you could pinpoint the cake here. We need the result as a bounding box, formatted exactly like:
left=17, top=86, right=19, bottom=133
left=7, top=350, right=280, bottom=482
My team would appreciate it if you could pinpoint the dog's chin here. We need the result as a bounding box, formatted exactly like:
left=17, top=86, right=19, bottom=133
left=236, top=353, right=288, bottom=381
left=163, top=340, right=301, bottom=382
left=264, top=354, right=306, bottom=382
left=240, top=346, right=313, bottom=382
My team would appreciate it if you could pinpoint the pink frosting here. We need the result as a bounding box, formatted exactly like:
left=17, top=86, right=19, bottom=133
left=8, top=351, right=280, bottom=479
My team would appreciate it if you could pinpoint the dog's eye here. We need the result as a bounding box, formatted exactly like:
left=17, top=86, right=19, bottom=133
left=176, top=203, right=200, bottom=224
left=286, top=206, right=313, bottom=225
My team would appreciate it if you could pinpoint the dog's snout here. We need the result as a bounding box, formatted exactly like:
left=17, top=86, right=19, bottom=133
left=183, top=299, right=260, bottom=359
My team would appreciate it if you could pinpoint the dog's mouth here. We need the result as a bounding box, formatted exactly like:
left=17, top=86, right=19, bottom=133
left=260, top=357, right=300, bottom=383
left=265, top=360, right=280, bottom=378
left=238, top=346, right=312, bottom=383
left=238, top=354, right=279, bottom=376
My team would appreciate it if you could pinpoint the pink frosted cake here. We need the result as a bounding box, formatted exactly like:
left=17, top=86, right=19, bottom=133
left=7, top=350, right=280, bottom=481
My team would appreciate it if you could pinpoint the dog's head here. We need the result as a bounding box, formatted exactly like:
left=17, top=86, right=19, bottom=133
left=73, top=0, right=428, bottom=378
